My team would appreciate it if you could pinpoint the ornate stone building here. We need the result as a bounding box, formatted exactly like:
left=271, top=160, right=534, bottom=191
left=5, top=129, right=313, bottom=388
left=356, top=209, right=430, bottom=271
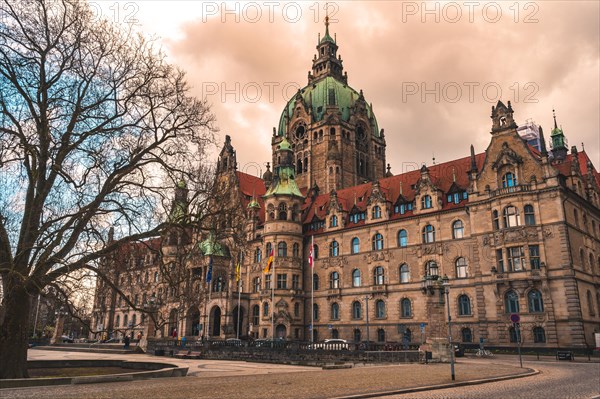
left=92, top=21, right=600, bottom=349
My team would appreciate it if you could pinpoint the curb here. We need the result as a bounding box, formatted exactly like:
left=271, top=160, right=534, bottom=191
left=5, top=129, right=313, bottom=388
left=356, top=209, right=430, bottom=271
left=330, top=367, right=539, bottom=399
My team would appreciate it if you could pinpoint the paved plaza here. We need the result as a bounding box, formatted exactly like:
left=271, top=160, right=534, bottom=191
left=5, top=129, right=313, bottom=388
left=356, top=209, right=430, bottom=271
left=0, top=349, right=597, bottom=398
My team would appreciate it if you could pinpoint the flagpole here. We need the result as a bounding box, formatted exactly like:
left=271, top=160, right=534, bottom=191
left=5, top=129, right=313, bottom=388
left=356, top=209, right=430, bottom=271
left=206, top=256, right=213, bottom=341
left=271, top=252, right=275, bottom=340
left=311, top=235, right=314, bottom=344
left=236, top=254, right=241, bottom=340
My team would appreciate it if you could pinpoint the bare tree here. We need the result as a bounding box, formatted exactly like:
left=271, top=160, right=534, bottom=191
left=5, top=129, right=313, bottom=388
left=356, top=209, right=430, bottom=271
left=0, top=0, right=218, bottom=378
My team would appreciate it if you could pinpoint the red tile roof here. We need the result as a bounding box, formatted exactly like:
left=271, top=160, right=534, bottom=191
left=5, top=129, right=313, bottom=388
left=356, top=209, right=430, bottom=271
left=236, top=171, right=267, bottom=223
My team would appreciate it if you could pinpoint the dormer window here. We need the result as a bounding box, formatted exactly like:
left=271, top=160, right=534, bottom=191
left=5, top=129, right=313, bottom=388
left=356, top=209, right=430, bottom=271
left=421, top=195, right=432, bottom=209
left=502, top=172, right=517, bottom=188
left=372, top=206, right=382, bottom=219
left=329, top=215, right=338, bottom=227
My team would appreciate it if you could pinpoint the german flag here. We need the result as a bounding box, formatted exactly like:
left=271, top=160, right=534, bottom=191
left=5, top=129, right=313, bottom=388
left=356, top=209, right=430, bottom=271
left=263, top=248, right=274, bottom=274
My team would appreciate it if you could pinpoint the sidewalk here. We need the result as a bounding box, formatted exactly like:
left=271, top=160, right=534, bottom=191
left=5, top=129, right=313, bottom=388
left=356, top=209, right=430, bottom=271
left=0, top=349, right=536, bottom=399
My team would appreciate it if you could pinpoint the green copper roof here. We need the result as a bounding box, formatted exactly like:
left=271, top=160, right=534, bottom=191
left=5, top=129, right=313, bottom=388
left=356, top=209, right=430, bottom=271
left=278, top=136, right=292, bottom=151
left=278, top=76, right=380, bottom=137
left=550, top=126, right=564, bottom=137
left=197, top=231, right=230, bottom=257
left=176, top=180, right=187, bottom=188
left=263, top=163, right=304, bottom=198
left=247, top=198, right=260, bottom=209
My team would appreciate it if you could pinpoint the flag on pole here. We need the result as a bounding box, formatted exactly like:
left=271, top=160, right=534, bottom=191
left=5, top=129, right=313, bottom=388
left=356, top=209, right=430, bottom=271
left=206, top=255, right=213, bottom=283
left=235, top=262, right=241, bottom=283
left=263, top=248, right=274, bottom=274
left=309, top=235, right=314, bottom=268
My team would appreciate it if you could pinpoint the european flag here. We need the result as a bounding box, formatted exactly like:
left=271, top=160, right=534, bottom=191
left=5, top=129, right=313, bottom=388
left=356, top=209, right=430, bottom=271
left=206, top=256, right=213, bottom=283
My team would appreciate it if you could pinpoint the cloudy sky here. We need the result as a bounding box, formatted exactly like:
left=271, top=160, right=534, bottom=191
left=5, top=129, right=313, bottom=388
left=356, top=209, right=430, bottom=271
left=116, top=1, right=599, bottom=176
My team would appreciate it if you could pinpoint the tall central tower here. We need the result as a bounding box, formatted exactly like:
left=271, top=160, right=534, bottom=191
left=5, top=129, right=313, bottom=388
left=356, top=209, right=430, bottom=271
left=274, top=18, right=387, bottom=193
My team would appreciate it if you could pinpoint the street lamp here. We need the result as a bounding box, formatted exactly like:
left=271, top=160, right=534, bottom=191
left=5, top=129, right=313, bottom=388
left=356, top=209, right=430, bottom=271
left=441, top=275, right=455, bottom=382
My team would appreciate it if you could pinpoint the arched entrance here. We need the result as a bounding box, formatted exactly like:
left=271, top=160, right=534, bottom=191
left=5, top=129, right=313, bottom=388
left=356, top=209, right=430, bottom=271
left=168, top=309, right=178, bottom=337
left=232, top=306, right=244, bottom=338
left=186, top=307, right=200, bottom=337
left=211, top=306, right=221, bottom=337
left=276, top=324, right=287, bottom=339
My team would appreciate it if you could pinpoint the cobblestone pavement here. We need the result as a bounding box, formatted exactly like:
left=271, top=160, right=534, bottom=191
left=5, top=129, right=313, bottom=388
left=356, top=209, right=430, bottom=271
left=1, top=350, right=596, bottom=398
left=380, top=357, right=600, bottom=399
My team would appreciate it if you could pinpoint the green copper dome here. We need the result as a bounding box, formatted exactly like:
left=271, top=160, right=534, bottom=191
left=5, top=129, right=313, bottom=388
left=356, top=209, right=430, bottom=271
left=278, top=76, right=380, bottom=137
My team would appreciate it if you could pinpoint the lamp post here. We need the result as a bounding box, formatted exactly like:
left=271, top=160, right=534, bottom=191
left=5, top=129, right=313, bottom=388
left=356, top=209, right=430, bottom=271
left=364, top=295, right=370, bottom=348
left=441, top=275, right=455, bottom=382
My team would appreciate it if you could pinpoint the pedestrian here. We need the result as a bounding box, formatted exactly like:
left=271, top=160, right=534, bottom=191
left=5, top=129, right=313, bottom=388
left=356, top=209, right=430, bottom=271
left=172, top=328, right=177, bottom=339
left=124, top=334, right=130, bottom=349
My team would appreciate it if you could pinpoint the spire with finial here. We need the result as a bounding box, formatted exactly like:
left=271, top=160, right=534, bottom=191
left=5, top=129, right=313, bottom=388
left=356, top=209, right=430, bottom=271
left=538, top=126, right=548, bottom=157
left=550, top=109, right=567, bottom=161
left=470, top=144, right=477, bottom=172
left=309, top=10, right=344, bottom=83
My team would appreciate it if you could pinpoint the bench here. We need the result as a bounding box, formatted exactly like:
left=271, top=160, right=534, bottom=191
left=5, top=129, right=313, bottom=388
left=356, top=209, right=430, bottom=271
left=556, top=350, right=574, bottom=361
left=173, top=350, right=191, bottom=359
left=188, top=351, right=202, bottom=359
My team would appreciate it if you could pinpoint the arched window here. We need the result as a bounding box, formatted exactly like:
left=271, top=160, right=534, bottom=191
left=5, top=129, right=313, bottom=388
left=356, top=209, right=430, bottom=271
left=527, top=290, right=544, bottom=313
left=377, top=328, right=386, bottom=342
left=154, top=271, right=159, bottom=283
left=492, top=210, right=500, bottom=230
left=331, top=303, right=339, bottom=320
left=263, top=301, right=269, bottom=317
left=502, top=172, right=517, bottom=188
left=329, top=271, right=340, bottom=289
left=352, top=301, right=362, bottom=319
left=213, top=276, right=224, bottom=292
left=587, top=290, right=595, bottom=316
left=503, top=206, right=520, bottom=228
left=252, top=305, right=260, bottom=325
left=278, top=241, right=287, bottom=257
left=266, top=242, right=272, bottom=256
left=330, top=215, right=338, bottom=227
left=313, top=304, right=319, bottom=320
left=461, top=328, right=473, bottom=343
left=294, top=302, right=300, bottom=318
left=373, top=266, right=385, bottom=285
left=116, top=315, right=120, bottom=327
left=278, top=203, right=287, bottom=220
left=421, top=195, right=432, bottom=209
left=533, top=327, right=546, bottom=343
left=422, top=225, right=435, bottom=243
left=400, top=264, right=410, bottom=283
left=580, top=248, right=585, bottom=267
left=508, top=326, right=519, bottom=343
left=524, top=204, right=535, bottom=225
left=455, top=257, right=468, bottom=278
left=353, top=329, right=361, bottom=342
left=352, top=269, right=361, bottom=287
left=351, top=237, right=360, bottom=254
left=313, top=244, right=319, bottom=259
left=375, top=300, right=386, bottom=318
left=132, top=314, right=137, bottom=327
left=292, top=243, right=299, bottom=258
left=313, top=274, right=319, bottom=290
left=329, top=241, right=339, bottom=257
left=458, top=295, right=471, bottom=315
left=426, top=260, right=438, bottom=277
left=372, top=233, right=384, bottom=251
left=254, top=247, right=262, bottom=263
left=401, top=298, right=412, bottom=317
left=397, top=229, right=408, bottom=247
left=505, top=290, right=520, bottom=313
left=123, top=314, right=128, bottom=327
left=372, top=206, right=382, bottom=219
left=452, top=220, right=464, bottom=239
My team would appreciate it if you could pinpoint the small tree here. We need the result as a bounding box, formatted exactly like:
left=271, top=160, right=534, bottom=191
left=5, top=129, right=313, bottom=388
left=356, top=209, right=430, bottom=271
left=0, top=0, right=217, bottom=378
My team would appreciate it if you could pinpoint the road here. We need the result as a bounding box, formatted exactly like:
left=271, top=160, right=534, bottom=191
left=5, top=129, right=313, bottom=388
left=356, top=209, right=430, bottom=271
left=380, top=356, right=599, bottom=399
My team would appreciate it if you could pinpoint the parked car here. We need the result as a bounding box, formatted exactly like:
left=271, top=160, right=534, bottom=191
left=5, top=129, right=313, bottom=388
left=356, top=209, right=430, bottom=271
left=311, top=339, right=349, bottom=350
left=225, top=338, right=242, bottom=347
left=61, top=335, right=74, bottom=343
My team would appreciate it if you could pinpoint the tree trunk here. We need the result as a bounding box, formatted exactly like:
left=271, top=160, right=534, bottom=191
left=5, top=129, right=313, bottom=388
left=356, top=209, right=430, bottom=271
left=0, top=283, right=32, bottom=379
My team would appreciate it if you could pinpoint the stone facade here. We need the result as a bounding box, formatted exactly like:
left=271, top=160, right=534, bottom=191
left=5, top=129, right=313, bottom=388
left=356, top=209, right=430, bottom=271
left=92, top=22, right=600, bottom=349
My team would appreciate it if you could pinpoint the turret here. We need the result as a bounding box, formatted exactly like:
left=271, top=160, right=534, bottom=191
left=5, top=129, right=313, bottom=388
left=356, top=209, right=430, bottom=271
left=550, top=109, right=568, bottom=162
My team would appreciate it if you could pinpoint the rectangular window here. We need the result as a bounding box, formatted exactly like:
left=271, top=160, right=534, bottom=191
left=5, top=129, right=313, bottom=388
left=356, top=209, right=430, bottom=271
left=496, top=249, right=504, bottom=273
left=529, top=245, right=540, bottom=269
left=265, top=275, right=271, bottom=290
left=277, top=274, right=287, bottom=289
left=507, top=246, right=525, bottom=272
left=292, top=274, right=300, bottom=290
